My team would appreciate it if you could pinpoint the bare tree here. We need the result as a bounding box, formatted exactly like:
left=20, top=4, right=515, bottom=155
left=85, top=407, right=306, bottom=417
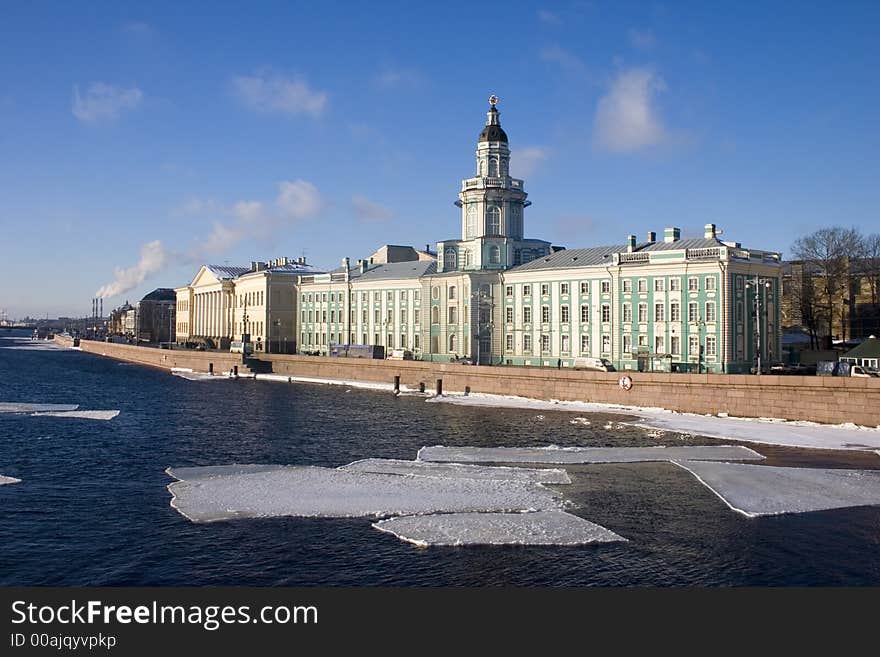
left=791, top=227, right=862, bottom=346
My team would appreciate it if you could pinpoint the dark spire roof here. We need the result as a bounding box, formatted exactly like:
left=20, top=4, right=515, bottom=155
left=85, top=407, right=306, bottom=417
left=479, top=105, right=508, bottom=144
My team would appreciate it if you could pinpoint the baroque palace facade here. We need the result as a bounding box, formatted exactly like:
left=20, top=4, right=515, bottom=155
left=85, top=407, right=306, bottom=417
left=176, top=98, right=783, bottom=373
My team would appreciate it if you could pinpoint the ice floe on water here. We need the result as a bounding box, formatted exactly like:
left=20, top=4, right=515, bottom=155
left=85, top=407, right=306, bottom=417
left=166, top=465, right=563, bottom=523
left=0, top=403, right=79, bottom=413
left=0, top=402, right=118, bottom=420
left=0, top=475, right=21, bottom=486
left=426, top=391, right=880, bottom=451
left=30, top=410, right=120, bottom=420
left=672, top=461, right=880, bottom=517
left=339, top=458, right=571, bottom=484
left=373, top=511, right=625, bottom=547
left=417, top=445, right=764, bottom=464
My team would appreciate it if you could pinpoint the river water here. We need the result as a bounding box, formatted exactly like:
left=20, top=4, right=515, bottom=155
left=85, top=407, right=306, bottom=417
left=2, top=332, right=879, bottom=586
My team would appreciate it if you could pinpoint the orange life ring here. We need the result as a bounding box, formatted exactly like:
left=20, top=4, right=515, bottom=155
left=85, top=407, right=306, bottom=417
left=618, top=375, right=633, bottom=391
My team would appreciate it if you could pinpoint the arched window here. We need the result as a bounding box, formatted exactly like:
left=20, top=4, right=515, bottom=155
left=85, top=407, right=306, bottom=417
left=444, top=247, right=457, bottom=271
left=489, top=157, right=498, bottom=177
left=431, top=306, right=439, bottom=324
left=449, top=333, right=457, bottom=353
left=463, top=250, right=472, bottom=267
left=487, top=206, right=501, bottom=235
left=489, top=245, right=501, bottom=265
left=500, top=157, right=508, bottom=176
left=466, top=205, right=476, bottom=238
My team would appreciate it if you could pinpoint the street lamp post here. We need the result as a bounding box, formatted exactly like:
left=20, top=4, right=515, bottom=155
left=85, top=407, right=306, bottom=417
left=746, top=275, right=773, bottom=375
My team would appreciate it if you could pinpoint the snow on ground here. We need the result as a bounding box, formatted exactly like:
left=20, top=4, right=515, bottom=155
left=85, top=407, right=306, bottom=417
left=417, top=445, right=764, bottom=465
left=255, top=373, right=395, bottom=391
left=171, top=370, right=234, bottom=381
left=29, top=410, right=120, bottom=420
left=427, top=391, right=880, bottom=452
left=373, top=511, right=624, bottom=547
left=339, top=458, right=571, bottom=484
left=166, top=464, right=563, bottom=523
left=672, top=460, right=880, bottom=518
left=0, top=403, right=79, bottom=413
left=0, top=475, right=21, bottom=485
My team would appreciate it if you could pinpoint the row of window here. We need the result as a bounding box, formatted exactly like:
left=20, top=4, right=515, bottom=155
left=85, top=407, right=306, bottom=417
left=501, top=333, right=718, bottom=357
left=502, top=301, right=718, bottom=325
left=301, top=290, right=423, bottom=305
left=502, top=276, right=719, bottom=299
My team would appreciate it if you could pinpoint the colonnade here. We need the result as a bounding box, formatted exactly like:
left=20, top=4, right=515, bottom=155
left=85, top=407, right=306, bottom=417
left=191, top=289, right=235, bottom=341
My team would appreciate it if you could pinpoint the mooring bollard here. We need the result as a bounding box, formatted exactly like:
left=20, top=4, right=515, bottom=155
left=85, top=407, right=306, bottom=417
left=393, top=375, right=400, bottom=394
left=233, top=365, right=238, bottom=377
left=464, top=385, right=470, bottom=396
left=208, top=363, right=213, bottom=375
left=419, top=382, right=425, bottom=393
left=435, top=378, right=443, bottom=396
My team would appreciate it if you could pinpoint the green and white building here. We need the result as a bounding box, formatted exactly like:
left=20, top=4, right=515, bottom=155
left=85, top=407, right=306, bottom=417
left=297, top=98, right=782, bottom=372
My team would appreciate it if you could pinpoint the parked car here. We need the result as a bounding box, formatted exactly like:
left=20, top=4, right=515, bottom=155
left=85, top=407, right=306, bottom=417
left=451, top=356, right=473, bottom=365
left=229, top=340, right=253, bottom=355
left=387, top=349, right=414, bottom=360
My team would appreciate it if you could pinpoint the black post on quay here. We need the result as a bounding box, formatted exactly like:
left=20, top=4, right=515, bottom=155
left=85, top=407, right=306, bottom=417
left=435, top=378, right=443, bottom=396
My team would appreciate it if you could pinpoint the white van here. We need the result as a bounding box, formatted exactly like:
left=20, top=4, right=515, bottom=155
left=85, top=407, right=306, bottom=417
left=387, top=349, right=414, bottom=360
left=572, top=357, right=615, bottom=372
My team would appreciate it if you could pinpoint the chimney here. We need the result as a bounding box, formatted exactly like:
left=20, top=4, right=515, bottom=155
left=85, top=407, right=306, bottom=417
left=360, top=259, right=369, bottom=274
left=425, top=244, right=431, bottom=253
left=663, top=227, right=681, bottom=243
left=626, top=235, right=636, bottom=252
left=704, top=223, right=717, bottom=239
left=646, top=231, right=656, bottom=244
left=342, top=256, right=350, bottom=270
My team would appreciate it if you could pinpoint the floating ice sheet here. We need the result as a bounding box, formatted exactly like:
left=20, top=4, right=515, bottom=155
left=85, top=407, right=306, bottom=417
left=0, top=475, right=21, bottom=486
left=373, top=511, right=625, bottom=547
left=340, top=459, right=571, bottom=484
left=166, top=465, right=562, bottom=523
left=0, top=403, right=79, bottom=413
left=417, top=445, right=764, bottom=465
left=673, top=460, right=880, bottom=517
left=30, top=410, right=120, bottom=420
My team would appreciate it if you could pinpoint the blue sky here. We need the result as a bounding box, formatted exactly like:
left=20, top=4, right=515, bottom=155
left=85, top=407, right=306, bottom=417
left=1, top=1, right=878, bottom=318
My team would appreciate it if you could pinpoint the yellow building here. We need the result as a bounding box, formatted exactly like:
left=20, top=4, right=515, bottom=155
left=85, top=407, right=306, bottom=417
left=175, top=257, right=321, bottom=352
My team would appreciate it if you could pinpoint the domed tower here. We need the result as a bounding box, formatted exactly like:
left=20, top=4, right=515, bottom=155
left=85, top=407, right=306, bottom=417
left=437, top=96, right=550, bottom=273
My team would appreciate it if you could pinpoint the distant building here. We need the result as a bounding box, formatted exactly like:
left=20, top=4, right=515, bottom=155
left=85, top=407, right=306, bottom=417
left=782, top=258, right=880, bottom=345
left=137, top=288, right=176, bottom=343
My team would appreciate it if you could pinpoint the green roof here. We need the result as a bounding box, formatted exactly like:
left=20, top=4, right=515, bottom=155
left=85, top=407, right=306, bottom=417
left=842, top=336, right=880, bottom=359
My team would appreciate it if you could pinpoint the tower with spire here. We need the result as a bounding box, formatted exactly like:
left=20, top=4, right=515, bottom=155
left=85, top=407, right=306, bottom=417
left=436, top=96, right=551, bottom=273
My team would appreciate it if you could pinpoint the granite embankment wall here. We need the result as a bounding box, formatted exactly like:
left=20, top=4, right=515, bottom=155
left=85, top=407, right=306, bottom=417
left=58, top=336, right=880, bottom=426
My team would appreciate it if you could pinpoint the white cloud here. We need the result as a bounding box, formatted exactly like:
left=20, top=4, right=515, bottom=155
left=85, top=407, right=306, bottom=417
left=231, top=71, right=327, bottom=117
left=276, top=180, right=324, bottom=218
left=537, top=9, right=561, bottom=25
left=512, top=146, right=549, bottom=178
left=95, top=240, right=169, bottom=298
left=628, top=28, right=656, bottom=50
left=96, top=180, right=325, bottom=298
left=352, top=195, right=393, bottom=222
left=72, top=83, right=143, bottom=122
left=539, top=45, right=586, bottom=72
left=375, top=69, right=423, bottom=89
left=593, top=68, right=667, bottom=152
